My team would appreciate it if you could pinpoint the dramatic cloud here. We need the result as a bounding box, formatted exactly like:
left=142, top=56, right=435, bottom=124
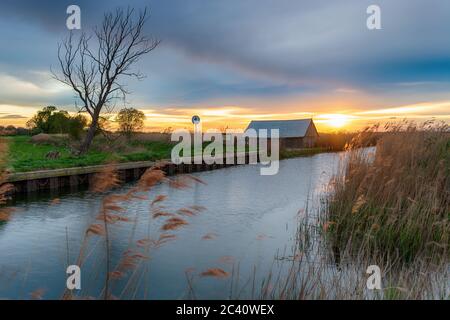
left=0, top=0, right=449, bottom=129
left=0, top=114, right=27, bottom=119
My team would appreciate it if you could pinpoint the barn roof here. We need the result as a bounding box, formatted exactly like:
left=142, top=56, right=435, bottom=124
left=245, top=119, right=315, bottom=138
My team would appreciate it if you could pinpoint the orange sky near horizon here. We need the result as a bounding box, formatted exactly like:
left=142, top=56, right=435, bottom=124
left=1, top=99, right=449, bottom=133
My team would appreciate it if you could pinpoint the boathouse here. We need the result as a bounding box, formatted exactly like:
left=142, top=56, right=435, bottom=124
left=245, top=118, right=319, bottom=149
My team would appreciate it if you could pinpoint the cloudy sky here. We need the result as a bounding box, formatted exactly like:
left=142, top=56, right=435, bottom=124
left=0, top=0, right=449, bottom=131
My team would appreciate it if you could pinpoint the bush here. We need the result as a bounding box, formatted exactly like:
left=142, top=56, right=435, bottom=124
left=0, top=126, right=30, bottom=136
left=30, top=133, right=55, bottom=144
left=26, top=106, right=87, bottom=138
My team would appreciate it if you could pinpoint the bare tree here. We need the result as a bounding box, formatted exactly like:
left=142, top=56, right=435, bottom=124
left=53, top=7, right=159, bottom=154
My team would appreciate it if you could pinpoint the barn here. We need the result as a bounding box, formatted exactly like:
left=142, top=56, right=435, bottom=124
left=245, top=118, right=319, bottom=150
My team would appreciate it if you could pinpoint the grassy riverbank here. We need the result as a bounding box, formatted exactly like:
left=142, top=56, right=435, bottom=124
left=280, top=147, right=329, bottom=159
left=3, top=132, right=355, bottom=173
left=5, top=135, right=174, bottom=172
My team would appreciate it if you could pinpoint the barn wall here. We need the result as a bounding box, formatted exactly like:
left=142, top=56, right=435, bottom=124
left=280, top=136, right=317, bottom=149
left=303, top=123, right=319, bottom=147
left=302, top=136, right=316, bottom=147
left=281, top=137, right=305, bottom=149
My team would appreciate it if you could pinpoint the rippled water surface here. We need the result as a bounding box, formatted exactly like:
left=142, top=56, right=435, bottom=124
left=0, top=153, right=344, bottom=299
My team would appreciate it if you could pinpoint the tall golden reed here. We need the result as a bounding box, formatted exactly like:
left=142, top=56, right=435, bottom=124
left=324, top=121, right=449, bottom=263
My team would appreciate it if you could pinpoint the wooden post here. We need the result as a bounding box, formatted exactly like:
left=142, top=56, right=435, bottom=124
left=49, top=177, right=58, bottom=190
left=88, top=173, right=96, bottom=188
left=26, top=180, right=38, bottom=193
left=69, top=175, right=79, bottom=192
left=118, top=171, right=126, bottom=182
left=133, top=168, right=140, bottom=179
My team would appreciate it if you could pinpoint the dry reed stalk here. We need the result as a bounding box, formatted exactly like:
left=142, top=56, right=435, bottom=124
left=218, top=256, right=235, bottom=265
left=152, top=210, right=174, bottom=219
left=50, top=198, right=61, bottom=205
left=78, top=165, right=123, bottom=300
left=161, top=217, right=189, bottom=231
left=136, top=238, right=152, bottom=247
left=177, top=208, right=197, bottom=216
left=189, top=205, right=206, bottom=212
left=200, top=268, right=230, bottom=278
left=151, top=194, right=167, bottom=206
left=90, top=165, right=121, bottom=193
left=185, top=175, right=207, bottom=185
left=153, top=237, right=176, bottom=248
left=201, top=233, right=217, bottom=240
left=30, top=288, right=46, bottom=300
left=137, top=168, right=166, bottom=191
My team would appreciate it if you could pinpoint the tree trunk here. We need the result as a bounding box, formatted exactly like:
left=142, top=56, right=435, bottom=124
left=79, top=115, right=99, bottom=155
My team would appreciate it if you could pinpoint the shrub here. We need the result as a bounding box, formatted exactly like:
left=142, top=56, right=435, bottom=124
left=26, top=106, right=87, bottom=137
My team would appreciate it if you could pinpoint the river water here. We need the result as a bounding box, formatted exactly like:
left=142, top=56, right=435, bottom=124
left=0, top=152, right=345, bottom=299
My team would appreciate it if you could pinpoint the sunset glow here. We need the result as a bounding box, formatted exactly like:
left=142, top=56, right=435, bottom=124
left=316, top=114, right=353, bottom=129
left=2, top=99, right=450, bottom=132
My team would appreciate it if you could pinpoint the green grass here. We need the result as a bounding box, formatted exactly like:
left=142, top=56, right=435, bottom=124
left=280, top=147, right=328, bottom=159
left=6, top=136, right=174, bottom=172
left=6, top=136, right=334, bottom=173
left=121, top=140, right=174, bottom=162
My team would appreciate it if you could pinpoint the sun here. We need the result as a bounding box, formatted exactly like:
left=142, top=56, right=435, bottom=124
left=323, top=114, right=351, bottom=128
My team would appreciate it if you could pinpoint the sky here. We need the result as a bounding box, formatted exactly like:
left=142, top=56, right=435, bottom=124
left=0, top=0, right=449, bottom=131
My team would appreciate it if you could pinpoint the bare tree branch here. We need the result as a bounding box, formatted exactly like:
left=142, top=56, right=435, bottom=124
left=52, top=7, right=159, bottom=154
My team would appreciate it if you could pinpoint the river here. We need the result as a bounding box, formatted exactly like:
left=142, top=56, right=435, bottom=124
left=0, top=152, right=345, bottom=299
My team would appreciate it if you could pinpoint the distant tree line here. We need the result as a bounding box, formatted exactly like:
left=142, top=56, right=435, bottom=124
left=1, top=105, right=146, bottom=141
left=0, top=125, right=30, bottom=136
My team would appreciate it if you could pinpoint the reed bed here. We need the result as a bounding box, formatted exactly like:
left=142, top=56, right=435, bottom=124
left=245, top=217, right=449, bottom=300
left=324, top=121, right=449, bottom=263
